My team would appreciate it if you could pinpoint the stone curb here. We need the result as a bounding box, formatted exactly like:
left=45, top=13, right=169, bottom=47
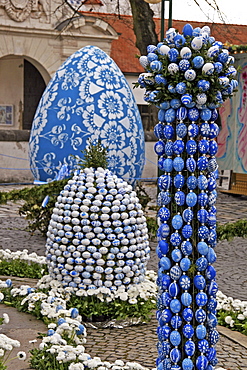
left=218, top=325, right=247, bottom=349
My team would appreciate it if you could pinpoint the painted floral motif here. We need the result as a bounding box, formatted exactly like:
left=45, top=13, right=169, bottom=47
left=29, top=46, right=144, bottom=184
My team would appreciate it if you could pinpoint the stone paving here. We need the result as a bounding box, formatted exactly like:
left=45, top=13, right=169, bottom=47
left=0, top=183, right=247, bottom=369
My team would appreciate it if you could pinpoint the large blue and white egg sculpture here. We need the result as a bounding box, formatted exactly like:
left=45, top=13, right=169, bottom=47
left=29, top=46, right=145, bottom=185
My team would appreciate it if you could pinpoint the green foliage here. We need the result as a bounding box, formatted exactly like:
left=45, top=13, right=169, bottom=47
left=135, top=181, right=151, bottom=211
left=0, top=259, right=47, bottom=279
left=78, top=139, right=108, bottom=169
left=30, top=347, right=67, bottom=370
left=218, top=310, right=247, bottom=336
left=146, top=216, right=158, bottom=241
left=217, top=219, right=247, bottom=241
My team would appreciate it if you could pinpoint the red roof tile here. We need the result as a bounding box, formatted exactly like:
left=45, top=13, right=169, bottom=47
left=81, top=12, right=247, bottom=73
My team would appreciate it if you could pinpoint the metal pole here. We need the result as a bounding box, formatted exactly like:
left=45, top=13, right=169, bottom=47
left=160, top=0, right=165, bottom=41
left=168, top=0, right=172, bottom=28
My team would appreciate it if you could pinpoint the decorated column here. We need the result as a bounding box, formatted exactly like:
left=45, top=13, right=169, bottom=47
left=136, top=24, right=238, bottom=370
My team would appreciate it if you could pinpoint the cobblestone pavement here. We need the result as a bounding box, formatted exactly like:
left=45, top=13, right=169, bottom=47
left=0, top=183, right=247, bottom=369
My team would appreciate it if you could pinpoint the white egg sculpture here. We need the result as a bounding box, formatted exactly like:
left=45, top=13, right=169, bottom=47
left=46, top=167, right=150, bottom=290
left=29, top=46, right=145, bottom=185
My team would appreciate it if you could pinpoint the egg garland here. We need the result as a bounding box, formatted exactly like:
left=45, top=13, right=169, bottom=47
left=138, top=24, right=238, bottom=370
left=46, top=167, right=150, bottom=291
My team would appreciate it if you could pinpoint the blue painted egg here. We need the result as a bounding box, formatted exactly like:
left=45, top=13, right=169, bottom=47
left=176, top=106, right=188, bottom=122
left=154, top=141, right=166, bottom=156
left=200, top=108, right=212, bottom=121
left=207, top=313, right=218, bottom=329
left=186, top=140, right=197, bottom=155
left=197, top=80, right=210, bottom=91
left=172, top=214, right=183, bottom=229
left=208, top=191, right=217, bottom=206
left=181, top=94, right=193, bottom=106
left=160, top=101, right=170, bottom=110
left=168, top=48, right=179, bottom=62
left=207, top=212, right=217, bottom=227
left=173, top=140, right=185, bottom=155
left=207, top=229, right=217, bottom=245
left=186, top=192, right=197, bottom=207
left=170, top=232, right=182, bottom=247
left=196, top=324, right=207, bottom=339
left=158, top=223, right=170, bottom=239
left=163, top=142, right=173, bottom=157
left=179, top=59, right=190, bottom=71
left=196, top=257, right=208, bottom=271
left=182, top=358, right=194, bottom=370
left=188, top=108, right=200, bottom=121
left=182, top=208, right=194, bottom=222
left=163, top=158, right=173, bottom=172
left=176, top=82, right=187, bottom=94
left=179, top=275, right=191, bottom=290
left=207, top=347, right=217, bottom=362
left=181, top=241, right=193, bottom=256
left=180, top=257, right=191, bottom=272
left=158, top=109, right=166, bottom=122
left=161, top=274, right=172, bottom=290
left=207, top=280, right=218, bottom=297
left=182, top=307, right=193, bottom=322
left=193, top=275, right=206, bottom=290
left=196, top=292, right=208, bottom=307
left=161, top=308, right=173, bottom=323
left=170, top=265, right=182, bottom=280
left=198, top=174, right=208, bottom=190
left=208, top=176, right=217, bottom=191
left=198, top=225, right=209, bottom=239
left=197, top=209, right=209, bottom=224
left=182, top=225, right=193, bottom=239
left=170, top=298, right=182, bottom=313
left=164, top=125, right=175, bottom=139
left=217, top=52, right=228, bottom=63
left=169, top=282, right=180, bottom=297
left=168, top=84, right=176, bottom=93
left=158, top=239, right=169, bottom=255
left=184, top=340, right=195, bottom=357
left=195, top=308, right=207, bottom=323
left=29, top=45, right=145, bottom=184
left=192, top=56, right=204, bottom=68
left=200, top=122, right=210, bottom=136
left=183, top=23, right=193, bottom=36
left=183, top=324, right=194, bottom=338
left=158, top=207, right=171, bottom=222
left=180, top=46, right=192, bottom=59
left=197, top=156, right=208, bottom=171
left=158, top=174, right=172, bottom=191
left=175, top=191, right=185, bottom=206
left=209, top=123, right=220, bottom=138
left=197, top=339, right=209, bottom=352
left=207, top=247, right=217, bottom=263
left=150, top=60, right=162, bottom=72
left=174, top=174, right=185, bottom=189
left=171, top=315, right=183, bottom=329
left=186, top=157, right=196, bottom=172
left=196, top=93, right=207, bottom=105
left=184, top=69, right=196, bottom=81
left=206, top=266, right=216, bottom=280
left=154, top=123, right=165, bottom=139
left=176, top=122, right=187, bottom=137
left=208, top=329, right=219, bottom=345
left=171, top=248, right=183, bottom=262
left=188, top=123, right=199, bottom=137
left=198, top=139, right=209, bottom=154
left=197, top=241, right=209, bottom=255
left=196, top=355, right=208, bottom=370
left=170, top=330, right=182, bottom=346
left=181, top=292, right=192, bottom=306
left=198, top=193, right=209, bottom=207
left=208, top=158, right=218, bottom=173
left=170, top=98, right=181, bottom=109
left=159, top=256, right=171, bottom=270
left=155, top=74, right=167, bottom=85
left=170, top=348, right=181, bottom=363
left=173, top=157, right=184, bottom=172
left=147, top=52, right=158, bottom=62
left=165, top=108, right=176, bottom=123
left=187, top=175, right=197, bottom=190
left=160, top=341, right=172, bottom=356
left=158, top=326, right=172, bottom=341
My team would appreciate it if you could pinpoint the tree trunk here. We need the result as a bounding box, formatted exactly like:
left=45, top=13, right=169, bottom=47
left=128, top=0, right=158, bottom=55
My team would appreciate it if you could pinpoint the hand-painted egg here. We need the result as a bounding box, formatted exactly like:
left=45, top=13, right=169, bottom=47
left=186, top=175, right=197, bottom=190
left=154, top=141, right=166, bottom=155
left=183, top=23, right=193, bottom=37
left=197, top=79, right=210, bottom=92
left=197, top=241, right=209, bottom=255
left=188, top=123, right=199, bottom=137
left=186, top=139, right=197, bottom=155
left=196, top=93, right=207, bottom=105
left=208, top=328, right=219, bottom=345
left=162, top=158, right=173, bottom=172
left=194, top=274, right=206, bottom=290
left=171, top=248, right=183, bottom=263
left=188, top=108, right=199, bottom=121
left=197, top=156, right=208, bottom=171
left=183, top=324, right=194, bottom=338
left=164, top=124, right=175, bottom=139
left=196, top=257, right=208, bottom=272
left=207, top=247, right=217, bottom=263
left=176, top=107, right=188, bottom=122
left=154, top=123, right=165, bottom=139
left=184, top=69, right=196, bottom=81
left=147, top=52, right=158, bottom=63
left=169, top=281, right=180, bottom=297
left=192, top=56, right=204, bottom=69
left=172, top=214, right=183, bottom=229
left=176, top=82, right=187, bottom=94
left=191, top=37, right=203, bottom=50
left=200, top=108, right=212, bottom=121
left=160, top=101, right=170, bottom=110
left=207, top=313, right=218, bottom=329
left=168, top=48, right=179, bottom=62
left=207, top=280, right=218, bottom=297
left=186, top=157, right=196, bottom=172
left=150, top=60, right=162, bottom=72
left=197, top=209, right=208, bottom=223
left=139, top=56, right=149, bottom=68
left=207, top=45, right=219, bottom=57
left=159, top=256, right=171, bottom=270
left=195, top=309, right=207, bottom=324
left=166, top=27, right=177, bottom=42
left=180, top=257, right=191, bottom=271
left=181, top=94, right=193, bottom=106
left=29, top=45, right=145, bottom=184
left=168, top=62, right=179, bottom=74
left=164, top=141, right=174, bottom=156
left=170, top=298, right=182, bottom=313
left=198, top=174, right=208, bottom=189
left=170, top=98, right=181, bottom=109
left=158, top=207, right=170, bottom=222
left=186, top=192, right=197, bottom=207
left=182, top=208, right=194, bottom=222
left=207, top=346, right=217, bottom=362
left=180, top=46, right=192, bottom=59
left=159, top=44, right=170, bottom=55
left=175, top=190, right=185, bottom=206
left=158, top=174, right=172, bottom=191
left=173, top=140, right=185, bottom=154
left=181, top=292, right=192, bottom=306
left=179, top=275, right=191, bottom=290
left=174, top=34, right=186, bottom=47
left=173, top=157, right=184, bottom=172
left=174, top=173, right=185, bottom=188
left=208, top=158, right=218, bottom=172
left=161, top=308, right=173, bottom=323
left=170, top=232, right=182, bottom=247
left=196, top=324, right=207, bottom=339
left=157, top=191, right=172, bottom=206
left=179, top=59, right=190, bottom=71
left=217, top=52, right=228, bottom=64
left=202, top=62, right=215, bottom=75
left=182, top=358, right=194, bottom=370
left=168, top=84, right=176, bottom=93
left=170, top=348, right=181, bottom=364
left=184, top=340, right=195, bottom=358
left=196, top=355, right=208, bottom=370
left=182, top=307, right=193, bottom=323
left=165, top=108, right=176, bottom=123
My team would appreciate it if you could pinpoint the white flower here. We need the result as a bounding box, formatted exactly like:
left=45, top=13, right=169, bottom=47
left=225, top=315, right=233, bottom=324
left=237, top=313, right=246, bottom=320
left=2, top=313, right=9, bottom=324
left=17, top=351, right=27, bottom=361
left=0, top=349, right=4, bottom=357
left=0, top=293, right=4, bottom=301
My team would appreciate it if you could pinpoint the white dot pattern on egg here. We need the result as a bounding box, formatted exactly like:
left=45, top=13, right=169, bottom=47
left=46, top=168, right=150, bottom=290
left=29, top=45, right=145, bottom=185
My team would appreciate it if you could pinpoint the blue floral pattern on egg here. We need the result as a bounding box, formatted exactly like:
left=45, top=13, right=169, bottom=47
left=29, top=45, right=145, bottom=184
